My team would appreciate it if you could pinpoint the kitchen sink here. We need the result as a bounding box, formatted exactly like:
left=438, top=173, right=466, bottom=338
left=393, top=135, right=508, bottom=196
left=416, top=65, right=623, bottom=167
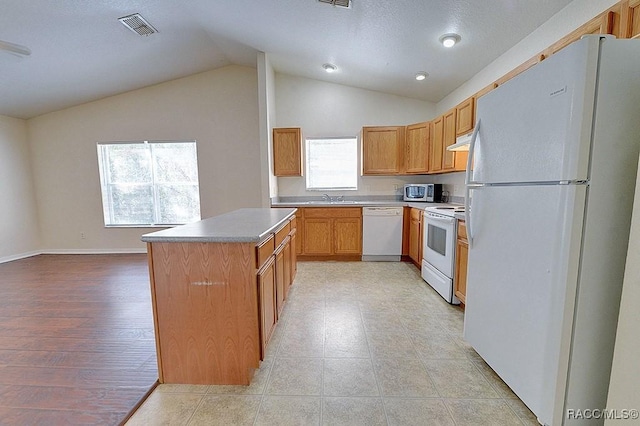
left=291, top=200, right=361, bottom=205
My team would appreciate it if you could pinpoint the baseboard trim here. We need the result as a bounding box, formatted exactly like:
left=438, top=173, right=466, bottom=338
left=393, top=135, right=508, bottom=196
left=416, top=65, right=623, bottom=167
left=0, top=249, right=147, bottom=264
left=41, top=248, right=148, bottom=255
left=0, top=250, right=41, bottom=264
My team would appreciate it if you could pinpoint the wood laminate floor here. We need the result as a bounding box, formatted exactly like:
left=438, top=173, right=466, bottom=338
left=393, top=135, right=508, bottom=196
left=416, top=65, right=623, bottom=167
left=0, top=254, right=158, bottom=425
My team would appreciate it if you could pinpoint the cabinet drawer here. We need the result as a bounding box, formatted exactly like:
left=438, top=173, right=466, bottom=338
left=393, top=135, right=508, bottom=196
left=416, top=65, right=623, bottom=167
left=303, top=207, right=361, bottom=218
left=256, top=235, right=275, bottom=269
left=289, top=216, right=297, bottom=232
left=458, top=221, right=467, bottom=240
left=275, top=222, right=291, bottom=247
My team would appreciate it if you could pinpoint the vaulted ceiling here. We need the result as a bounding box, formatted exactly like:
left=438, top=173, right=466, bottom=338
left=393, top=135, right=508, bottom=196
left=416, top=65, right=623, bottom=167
left=0, top=0, right=573, bottom=119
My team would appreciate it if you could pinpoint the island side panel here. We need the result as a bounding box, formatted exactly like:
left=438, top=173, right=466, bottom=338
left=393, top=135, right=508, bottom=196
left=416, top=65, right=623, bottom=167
left=150, top=241, right=260, bottom=385
left=146, top=242, right=165, bottom=383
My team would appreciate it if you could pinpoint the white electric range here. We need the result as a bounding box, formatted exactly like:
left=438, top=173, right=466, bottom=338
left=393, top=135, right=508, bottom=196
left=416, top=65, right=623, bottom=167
left=421, top=205, right=465, bottom=304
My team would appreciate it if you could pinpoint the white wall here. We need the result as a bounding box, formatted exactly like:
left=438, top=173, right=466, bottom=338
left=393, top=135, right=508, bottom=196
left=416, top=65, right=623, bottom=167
left=438, top=0, right=619, bottom=113
left=605, top=157, right=640, bottom=425
left=275, top=74, right=437, bottom=197
left=27, top=66, right=261, bottom=252
left=0, top=115, right=41, bottom=261
left=257, top=52, right=278, bottom=204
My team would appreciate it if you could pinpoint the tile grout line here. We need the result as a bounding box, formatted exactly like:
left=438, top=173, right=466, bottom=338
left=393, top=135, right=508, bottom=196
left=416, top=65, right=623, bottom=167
left=253, top=284, right=295, bottom=426
left=320, top=281, right=327, bottom=426
left=358, top=289, right=390, bottom=426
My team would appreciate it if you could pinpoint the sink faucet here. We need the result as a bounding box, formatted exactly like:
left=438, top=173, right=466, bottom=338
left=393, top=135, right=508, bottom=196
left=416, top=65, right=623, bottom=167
left=322, top=193, right=332, bottom=202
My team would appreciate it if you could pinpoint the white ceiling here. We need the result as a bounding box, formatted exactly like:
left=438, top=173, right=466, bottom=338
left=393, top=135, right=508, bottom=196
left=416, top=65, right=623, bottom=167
left=0, top=0, right=573, bottom=119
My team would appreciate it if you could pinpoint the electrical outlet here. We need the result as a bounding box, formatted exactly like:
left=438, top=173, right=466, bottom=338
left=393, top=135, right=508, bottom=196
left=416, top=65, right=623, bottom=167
left=81, top=233, right=86, bottom=239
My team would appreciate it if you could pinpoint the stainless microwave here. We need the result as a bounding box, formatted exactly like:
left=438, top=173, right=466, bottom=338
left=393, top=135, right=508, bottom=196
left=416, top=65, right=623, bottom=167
left=403, top=184, right=442, bottom=202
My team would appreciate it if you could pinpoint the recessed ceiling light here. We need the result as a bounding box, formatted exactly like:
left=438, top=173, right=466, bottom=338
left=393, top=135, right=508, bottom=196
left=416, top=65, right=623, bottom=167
left=439, top=33, right=461, bottom=48
left=415, top=72, right=429, bottom=81
left=322, top=63, right=338, bottom=73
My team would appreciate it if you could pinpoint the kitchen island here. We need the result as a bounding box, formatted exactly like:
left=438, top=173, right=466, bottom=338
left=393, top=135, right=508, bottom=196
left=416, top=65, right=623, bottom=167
left=142, top=208, right=297, bottom=385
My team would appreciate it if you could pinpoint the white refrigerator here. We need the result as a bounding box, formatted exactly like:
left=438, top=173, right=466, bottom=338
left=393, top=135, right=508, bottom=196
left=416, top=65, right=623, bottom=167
left=463, top=36, right=640, bottom=426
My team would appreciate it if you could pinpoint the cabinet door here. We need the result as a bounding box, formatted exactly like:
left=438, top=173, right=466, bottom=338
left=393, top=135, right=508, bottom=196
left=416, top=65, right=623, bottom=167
left=334, top=218, right=362, bottom=255
left=303, top=219, right=332, bottom=255
left=362, top=126, right=405, bottom=175
left=273, top=128, right=302, bottom=176
left=290, top=230, right=297, bottom=281
left=295, top=211, right=304, bottom=255
left=282, top=236, right=292, bottom=300
left=408, top=208, right=422, bottom=265
left=621, top=0, right=640, bottom=39
left=455, top=97, right=475, bottom=136
left=258, top=256, right=277, bottom=359
left=442, top=109, right=457, bottom=170
left=454, top=221, right=468, bottom=304
left=274, top=246, right=285, bottom=317
left=547, top=9, right=616, bottom=55
left=430, top=116, right=444, bottom=172
left=405, top=122, right=430, bottom=174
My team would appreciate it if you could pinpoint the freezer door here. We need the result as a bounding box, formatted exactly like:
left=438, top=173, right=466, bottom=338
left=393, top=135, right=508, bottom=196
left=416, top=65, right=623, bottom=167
left=472, top=37, right=600, bottom=184
left=463, top=184, right=586, bottom=425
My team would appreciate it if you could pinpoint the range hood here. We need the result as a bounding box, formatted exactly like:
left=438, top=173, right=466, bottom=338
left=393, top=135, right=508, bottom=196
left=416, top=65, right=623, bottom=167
left=447, top=132, right=472, bottom=152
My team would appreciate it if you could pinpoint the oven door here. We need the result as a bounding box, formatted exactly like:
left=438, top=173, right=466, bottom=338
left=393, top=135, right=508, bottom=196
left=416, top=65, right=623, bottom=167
left=422, top=212, right=456, bottom=277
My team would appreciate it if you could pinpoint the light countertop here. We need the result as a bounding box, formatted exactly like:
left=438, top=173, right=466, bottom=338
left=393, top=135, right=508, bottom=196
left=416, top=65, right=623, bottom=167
left=271, top=200, right=441, bottom=210
left=141, top=208, right=296, bottom=243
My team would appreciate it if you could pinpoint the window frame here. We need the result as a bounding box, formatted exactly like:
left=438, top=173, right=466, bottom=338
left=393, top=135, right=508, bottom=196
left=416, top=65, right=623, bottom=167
left=304, top=136, right=358, bottom=191
left=96, top=140, right=201, bottom=228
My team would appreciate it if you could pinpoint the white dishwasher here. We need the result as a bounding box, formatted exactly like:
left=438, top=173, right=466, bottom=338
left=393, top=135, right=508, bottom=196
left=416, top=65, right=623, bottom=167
left=362, top=207, right=404, bottom=261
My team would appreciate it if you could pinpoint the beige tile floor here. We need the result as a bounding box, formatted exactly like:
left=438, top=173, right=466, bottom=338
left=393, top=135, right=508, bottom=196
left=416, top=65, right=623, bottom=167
left=126, top=261, right=539, bottom=426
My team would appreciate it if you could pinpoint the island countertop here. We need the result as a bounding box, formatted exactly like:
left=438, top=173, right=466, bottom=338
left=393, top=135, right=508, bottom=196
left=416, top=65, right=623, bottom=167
left=141, top=207, right=297, bottom=243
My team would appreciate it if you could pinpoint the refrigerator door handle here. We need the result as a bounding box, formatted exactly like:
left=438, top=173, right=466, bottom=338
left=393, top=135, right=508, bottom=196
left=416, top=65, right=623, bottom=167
left=464, top=119, right=481, bottom=186
left=465, top=186, right=473, bottom=248
left=464, top=119, right=480, bottom=248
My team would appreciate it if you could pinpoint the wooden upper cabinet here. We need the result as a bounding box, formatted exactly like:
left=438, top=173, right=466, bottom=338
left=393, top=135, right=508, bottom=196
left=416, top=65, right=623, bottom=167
left=273, top=127, right=302, bottom=177
left=620, top=0, right=640, bottom=38
left=455, top=97, right=475, bottom=136
left=362, top=126, right=405, bottom=175
left=495, top=54, right=546, bottom=87
left=547, top=8, right=618, bottom=55
left=405, top=121, right=431, bottom=174
left=430, top=116, right=444, bottom=173
left=441, top=109, right=457, bottom=171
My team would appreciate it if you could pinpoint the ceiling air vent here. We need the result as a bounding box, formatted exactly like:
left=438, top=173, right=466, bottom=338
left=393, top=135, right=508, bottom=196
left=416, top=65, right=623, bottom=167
left=318, top=0, right=351, bottom=9
left=118, top=13, right=158, bottom=36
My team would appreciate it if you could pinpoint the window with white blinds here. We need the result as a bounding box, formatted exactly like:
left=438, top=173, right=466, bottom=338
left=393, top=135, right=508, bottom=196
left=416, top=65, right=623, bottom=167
left=305, top=137, right=358, bottom=190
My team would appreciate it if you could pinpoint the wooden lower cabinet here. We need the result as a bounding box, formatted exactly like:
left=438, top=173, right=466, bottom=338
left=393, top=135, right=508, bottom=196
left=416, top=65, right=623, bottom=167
left=290, top=228, right=298, bottom=281
left=283, top=235, right=292, bottom=299
left=334, top=218, right=362, bottom=254
left=258, top=256, right=277, bottom=356
left=303, top=219, right=332, bottom=254
left=454, top=220, right=468, bottom=305
left=274, top=244, right=285, bottom=317
left=297, top=207, right=363, bottom=260
left=408, top=208, right=423, bottom=266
